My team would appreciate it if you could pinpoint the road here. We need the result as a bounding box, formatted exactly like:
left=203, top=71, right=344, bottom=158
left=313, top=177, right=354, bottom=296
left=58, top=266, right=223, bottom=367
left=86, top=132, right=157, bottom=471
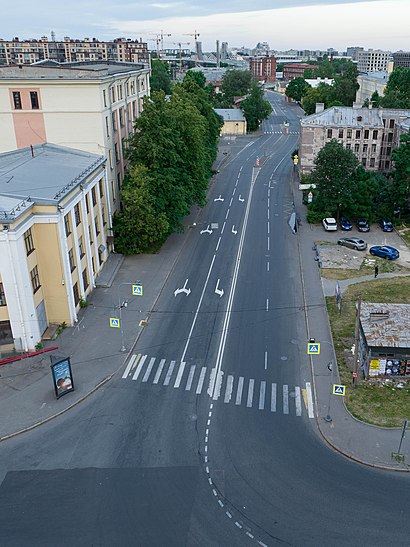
left=0, top=92, right=409, bottom=547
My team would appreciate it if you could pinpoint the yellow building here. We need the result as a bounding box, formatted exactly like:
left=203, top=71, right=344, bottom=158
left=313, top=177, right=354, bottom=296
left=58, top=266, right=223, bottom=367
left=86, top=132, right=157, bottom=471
left=214, top=109, right=247, bottom=135
left=0, top=143, right=108, bottom=352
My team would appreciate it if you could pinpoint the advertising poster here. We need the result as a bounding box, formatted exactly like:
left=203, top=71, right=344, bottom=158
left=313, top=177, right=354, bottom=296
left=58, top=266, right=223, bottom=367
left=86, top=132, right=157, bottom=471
left=51, top=357, right=74, bottom=399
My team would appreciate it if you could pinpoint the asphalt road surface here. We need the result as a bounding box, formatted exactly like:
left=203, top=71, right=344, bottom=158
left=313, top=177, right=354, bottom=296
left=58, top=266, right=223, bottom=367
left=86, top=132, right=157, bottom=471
left=0, top=93, right=409, bottom=547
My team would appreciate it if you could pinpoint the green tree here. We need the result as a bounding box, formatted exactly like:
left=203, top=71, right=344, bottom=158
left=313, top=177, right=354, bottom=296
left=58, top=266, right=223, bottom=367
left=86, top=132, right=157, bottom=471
left=112, top=165, right=169, bottom=254
left=184, top=70, right=206, bottom=88
left=391, top=132, right=410, bottom=213
left=285, top=78, right=311, bottom=102
left=241, top=81, right=272, bottom=131
left=220, top=69, right=252, bottom=107
left=150, top=60, right=172, bottom=94
left=381, top=67, right=410, bottom=109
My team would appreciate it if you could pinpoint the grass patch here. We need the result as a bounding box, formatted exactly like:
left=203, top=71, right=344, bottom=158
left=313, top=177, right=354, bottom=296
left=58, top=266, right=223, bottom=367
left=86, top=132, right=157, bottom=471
left=321, top=257, right=409, bottom=280
left=397, top=223, right=410, bottom=246
left=327, top=276, right=410, bottom=427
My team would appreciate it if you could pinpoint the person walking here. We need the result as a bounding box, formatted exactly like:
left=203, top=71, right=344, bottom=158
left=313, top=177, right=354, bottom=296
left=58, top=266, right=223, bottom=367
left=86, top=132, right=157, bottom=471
left=374, top=264, right=379, bottom=278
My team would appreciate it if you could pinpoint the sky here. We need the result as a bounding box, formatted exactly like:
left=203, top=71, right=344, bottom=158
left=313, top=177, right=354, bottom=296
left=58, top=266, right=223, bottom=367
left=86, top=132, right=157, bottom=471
left=3, top=0, right=410, bottom=52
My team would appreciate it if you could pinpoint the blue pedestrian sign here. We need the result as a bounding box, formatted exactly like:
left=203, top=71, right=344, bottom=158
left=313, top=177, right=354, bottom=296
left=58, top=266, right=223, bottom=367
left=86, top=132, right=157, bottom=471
left=333, top=384, right=346, bottom=396
left=307, top=342, right=321, bottom=355
left=132, top=284, right=143, bottom=296
left=110, top=317, right=120, bottom=328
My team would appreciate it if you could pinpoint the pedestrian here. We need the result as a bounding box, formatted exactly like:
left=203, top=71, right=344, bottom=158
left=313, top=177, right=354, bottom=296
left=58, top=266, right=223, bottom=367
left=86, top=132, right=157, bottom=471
left=374, top=264, right=379, bottom=278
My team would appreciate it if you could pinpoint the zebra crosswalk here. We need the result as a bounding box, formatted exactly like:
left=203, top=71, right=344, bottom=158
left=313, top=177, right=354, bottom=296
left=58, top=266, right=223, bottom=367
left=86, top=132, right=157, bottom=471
left=122, top=354, right=314, bottom=417
left=264, top=130, right=300, bottom=135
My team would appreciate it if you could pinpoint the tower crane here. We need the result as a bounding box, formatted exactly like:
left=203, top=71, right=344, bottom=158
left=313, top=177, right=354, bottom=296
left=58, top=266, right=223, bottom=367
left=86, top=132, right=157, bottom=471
left=172, top=42, right=190, bottom=70
left=183, top=30, right=200, bottom=41
left=148, top=30, right=171, bottom=60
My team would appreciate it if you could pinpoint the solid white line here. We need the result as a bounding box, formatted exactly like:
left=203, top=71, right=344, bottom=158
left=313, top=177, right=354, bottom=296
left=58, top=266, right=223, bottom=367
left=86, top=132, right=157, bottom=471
left=153, top=359, right=166, bottom=384
left=283, top=384, right=289, bottom=414
left=163, top=360, right=175, bottom=385
left=174, top=361, right=186, bottom=388
left=259, top=381, right=266, bottom=410
left=142, top=357, right=155, bottom=383
left=224, top=375, right=234, bottom=403
left=196, top=367, right=207, bottom=394
left=185, top=365, right=196, bottom=391
left=235, top=376, right=244, bottom=405
left=216, top=237, right=221, bottom=251
left=295, top=386, right=302, bottom=416
left=247, top=379, right=254, bottom=408
left=271, top=383, right=277, bottom=412
left=132, top=354, right=147, bottom=381
left=264, top=351, right=268, bottom=370
left=122, top=353, right=137, bottom=379
left=306, top=382, right=315, bottom=418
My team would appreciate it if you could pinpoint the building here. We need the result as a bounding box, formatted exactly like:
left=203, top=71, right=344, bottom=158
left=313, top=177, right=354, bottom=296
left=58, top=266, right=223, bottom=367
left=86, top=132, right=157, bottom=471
left=356, top=71, right=390, bottom=105
left=0, top=61, right=150, bottom=239
left=0, top=36, right=149, bottom=66
left=283, top=64, right=312, bottom=81
left=249, top=56, right=276, bottom=83
left=0, top=144, right=109, bottom=352
left=214, top=109, right=247, bottom=135
left=299, top=105, right=410, bottom=176
left=358, top=303, right=410, bottom=379
left=392, top=51, right=410, bottom=68
left=304, top=77, right=334, bottom=88
left=357, top=49, right=391, bottom=73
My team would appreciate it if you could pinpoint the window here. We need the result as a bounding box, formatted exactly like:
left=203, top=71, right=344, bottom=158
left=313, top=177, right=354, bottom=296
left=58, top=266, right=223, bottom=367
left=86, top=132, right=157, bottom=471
left=385, top=160, right=390, bottom=169
left=389, top=119, right=395, bottom=129
left=327, top=129, right=332, bottom=138
left=132, top=100, right=137, bottom=120
left=363, top=144, right=368, bottom=153
left=364, top=129, right=369, bottom=139
left=30, top=91, right=39, bottom=110
left=86, top=194, right=90, bottom=214
left=82, top=268, right=89, bottom=290
left=74, top=203, right=81, bottom=226
left=103, top=89, right=107, bottom=108
left=12, top=91, right=22, bottom=109
left=111, top=87, right=116, bottom=103
left=387, top=133, right=393, bottom=143
left=30, top=265, right=41, bottom=294
left=346, top=143, right=351, bottom=149
left=24, top=228, right=35, bottom=255
left=108, top=150, right=113, bottom=170
left=373, top=130, right=378, bottom=140
left=370, top=158, right=375, bottom=167
left=105, top=116, right=110, bottom=138
left=119, top=107, right=124, bottom=127
left=347, top=129, right=352, bottom=139
left=73, top=282, right=80, bottom=307
left=112, top=112, right=117, bottom=132
left=99, top=178, right=104, bottom=197
left=371, top=144, right=377, bottom=153
left=92, top=257, right=95, bottom=275
left=361, top=158, right=367, bottom=166
left=338, top=129, right=343, bottom=139
left=64, top=214, right=71, bottom=236
left=92, top=186, right=97, bottom=206
left=68, top=249, right=76, bottom=272
left=88, top=225, right=93, bottom=245
left=102, top=205, right=106, bottom=226
left=387, top=147, right=392, bottom=157
left=117, top=84, right=123, bottom=100
left=78, top=236, right=85, bottom=258
left=354, top=143, right=360, bottom=153
left=98, top=249, right=104, bottom=265
left=114, top=143, right=119, bottom=163
left=355, top=130, right=361, bottom=139
left=0, top=283, right=6, bottom=306
left=94, top=216, right=100, bottom=235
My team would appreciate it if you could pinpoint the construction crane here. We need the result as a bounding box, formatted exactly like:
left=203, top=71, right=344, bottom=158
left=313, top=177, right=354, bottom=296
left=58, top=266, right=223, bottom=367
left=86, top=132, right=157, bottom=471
left=173, top=42, right=190, bottom=70
left=183, top=30, right=200, bottom=41
left=148, top=30, right=171, bottom=60
left=147, top=37, right=161, bottom=58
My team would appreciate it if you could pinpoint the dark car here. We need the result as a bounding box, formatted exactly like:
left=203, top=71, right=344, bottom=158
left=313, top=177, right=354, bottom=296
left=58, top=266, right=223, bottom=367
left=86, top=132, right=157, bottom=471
left=356, top=218, right=370, bottom=232
left=379, top=218, right=393, bottom=232
left=338, top=237, right=367, bottom=251
left=340, top=217, right=352, bottom=231
left=369, top=245, right=399, bottom=260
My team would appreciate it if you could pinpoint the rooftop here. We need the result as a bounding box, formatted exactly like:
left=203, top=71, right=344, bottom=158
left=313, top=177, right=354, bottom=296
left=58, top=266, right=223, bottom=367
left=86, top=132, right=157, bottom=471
left=360, top=303, right=410, bottom=348
left=214, top=108, right=246, bottom=122
left=301, top=106, right=410, bottom=128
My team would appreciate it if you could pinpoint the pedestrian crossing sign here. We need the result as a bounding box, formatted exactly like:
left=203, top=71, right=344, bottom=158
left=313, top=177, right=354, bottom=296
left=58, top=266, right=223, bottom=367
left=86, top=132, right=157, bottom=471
left=132, top=284, right=143, bottom=296
left=307, top=343, right=321, bottom=355
left=110, top=317, right=120, bottom=328
left=333, top=384, right=346, bottom=396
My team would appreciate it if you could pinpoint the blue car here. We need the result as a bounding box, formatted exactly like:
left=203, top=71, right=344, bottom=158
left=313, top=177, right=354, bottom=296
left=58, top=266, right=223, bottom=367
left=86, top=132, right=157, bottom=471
left=340, top=217, right=352, bottom=231
left=369, top=245, right=399, bottom=260
left=379, top=218, right=393, bottom=232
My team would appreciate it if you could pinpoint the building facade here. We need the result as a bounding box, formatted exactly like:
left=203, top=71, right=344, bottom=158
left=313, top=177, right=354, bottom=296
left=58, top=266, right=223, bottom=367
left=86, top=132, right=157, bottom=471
left=392, top=51, right=410, bottom=68
left=356, top=71, right=390, bottom=105
left=0, top=144, right=109, bottom=351
left=283, top=64, right=312, bottom=81
left=299, top=106, right=410, bottom=175
left=249, top=56, right=276, bottom=83
left=0, top=61, right=150, bottom=241
left=357, top=49, right=391, bottom=73
left=214, top=109, right=247, bottom=135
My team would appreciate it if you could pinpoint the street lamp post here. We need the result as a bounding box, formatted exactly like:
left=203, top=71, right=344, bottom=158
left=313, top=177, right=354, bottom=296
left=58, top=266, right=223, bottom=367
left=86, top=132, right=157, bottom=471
left=324, top=361, right=334, bottom=422
left=117, top=281, right=141, bottom=352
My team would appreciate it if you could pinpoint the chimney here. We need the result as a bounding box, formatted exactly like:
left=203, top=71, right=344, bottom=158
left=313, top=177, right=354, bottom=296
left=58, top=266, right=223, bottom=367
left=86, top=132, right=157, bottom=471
left=315, top=103, right=325, bottom=113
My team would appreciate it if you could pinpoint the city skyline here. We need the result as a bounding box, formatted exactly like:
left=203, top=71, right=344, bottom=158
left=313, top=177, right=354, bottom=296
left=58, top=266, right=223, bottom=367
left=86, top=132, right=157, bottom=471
left=3, top=0, right=409, bottom=52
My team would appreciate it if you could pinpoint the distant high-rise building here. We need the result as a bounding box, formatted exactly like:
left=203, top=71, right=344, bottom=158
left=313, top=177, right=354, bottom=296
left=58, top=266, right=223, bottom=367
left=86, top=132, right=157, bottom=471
left=392, top=51, right=410, bottom=68
left=249, top=56, right=276, bottom=83
left=346, top=46, right=364, bottom=61
left=357, top=49, right=391, bottom=73
left=221, top=42, right=229, bottom=61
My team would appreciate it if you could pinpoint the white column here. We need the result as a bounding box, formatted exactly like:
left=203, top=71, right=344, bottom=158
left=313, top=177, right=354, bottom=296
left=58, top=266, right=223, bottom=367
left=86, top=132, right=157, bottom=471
left=57, top=213, right=77, bottom=324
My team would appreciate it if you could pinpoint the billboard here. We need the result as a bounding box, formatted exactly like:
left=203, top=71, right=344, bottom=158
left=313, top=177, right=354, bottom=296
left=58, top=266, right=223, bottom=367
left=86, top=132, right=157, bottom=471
left=51, top=357, right=74, bottom=399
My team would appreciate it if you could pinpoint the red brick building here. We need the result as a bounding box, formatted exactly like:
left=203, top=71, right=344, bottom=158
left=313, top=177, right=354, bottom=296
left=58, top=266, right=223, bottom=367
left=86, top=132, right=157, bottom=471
left=249, top=56, right=276, bottom=83
left=283, top=63, right=312, bottom=81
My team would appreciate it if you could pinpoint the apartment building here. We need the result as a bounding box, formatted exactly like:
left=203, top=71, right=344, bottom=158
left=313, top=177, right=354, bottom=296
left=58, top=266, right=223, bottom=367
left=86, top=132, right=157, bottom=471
left=249, top=56, right=276, bottom=83
left=0, top=61, right=150, bottom=240
left=357, top=49, right=391, bottom=73
left=0, top=144, right=109, bottom=352
left=299, top=105, right=410, bottom=176
left=0, top=36, right=149, bottom=65
left=283, top=64, right=312, bottom=81
left=356, top=71, right=390, bottom=105
left=392, top=51, right=410, bottom=68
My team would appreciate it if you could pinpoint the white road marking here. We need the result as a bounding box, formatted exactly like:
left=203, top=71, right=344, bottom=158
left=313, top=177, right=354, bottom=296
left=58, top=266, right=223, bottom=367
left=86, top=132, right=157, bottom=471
left=212, top=370, right=224, bottom=400
left=142, top=357, right=155, bottom=383
left=196, top=367, right=207, bottom=394
left=267, top=237, right=270, bottom=251
left=153, top=358, right=165, bottom=384
left=224, top=375, right=234, bottom=403
left=267, top=261, right=270, bottom=272
left=247, top=379, right=254, bottom=408
left=264, top=351, right=268, bottom=370
left=225, top=209, right=230, bottom=220
left=163, top=360, right=175, bottom=385
left=259, top=381, right=266, bottom=410
left=122, top=353, right=137, bottom=379
left=215, top=237, right=221, bottom=251
left=229, top=197, right=233, bottom=207
left=132, top=354, right=147, bottom=381
left=232, top=187, right=236, bottom=195
left=267, top=223, right=270, bottom=234
left=266, top=298, right=269, bottom=311
left=283, top=384, right=289, bottom=414
left=235, top=376, right=244, bottom=405
left=271, top=383, right=277, bottom=412
left=174, top=361, right=186, bottom=388
left=306, top=382, right=315, bottom=418
left=267, top=209, right=270, bottom=220
left=295, top=386, right=302, bottom=416
left=221, top=221, right=226, bottom=234
left=185, top=365, right=196, bottom=391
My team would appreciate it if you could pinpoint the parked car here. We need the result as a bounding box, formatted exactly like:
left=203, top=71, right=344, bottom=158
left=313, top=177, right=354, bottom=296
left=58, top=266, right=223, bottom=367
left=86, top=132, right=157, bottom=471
left=379, top=218, right=393, bottom=232
left=322, top=217, right=338, bottom=231
left=340, top=217, right=352, bottom=231
left=356, top=218, right=370, bottom=232
left=338, top=237, right=367, bottom=251
left=369, top=245, right=400, bottom=260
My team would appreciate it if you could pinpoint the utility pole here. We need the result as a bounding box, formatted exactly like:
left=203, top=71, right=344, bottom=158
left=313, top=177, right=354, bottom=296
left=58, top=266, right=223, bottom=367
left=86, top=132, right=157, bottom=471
left=353, top=293, right=362, bottom=387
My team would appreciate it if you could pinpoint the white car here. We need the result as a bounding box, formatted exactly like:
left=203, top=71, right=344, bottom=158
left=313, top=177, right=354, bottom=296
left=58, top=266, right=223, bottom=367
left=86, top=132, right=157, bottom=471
left=322, top=218, right=338, bottom=231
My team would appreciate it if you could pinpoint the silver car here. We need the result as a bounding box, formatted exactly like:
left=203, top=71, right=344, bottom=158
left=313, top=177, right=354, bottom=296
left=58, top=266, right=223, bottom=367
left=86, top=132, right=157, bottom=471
left=338, top=237, right=367, bottom=251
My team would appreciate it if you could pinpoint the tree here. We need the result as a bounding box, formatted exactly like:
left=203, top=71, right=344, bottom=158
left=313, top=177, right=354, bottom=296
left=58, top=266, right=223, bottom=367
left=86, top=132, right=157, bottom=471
left=381, top=67, right=410, bottom=109
left=219, top=69, right=252, bottom=107
left=391, top=132, right=410, bottom=213
left=285, top=78, right=311, bottom=103
left=150, top=60, right=172, bottom=94
left=184, top=70, right=206, bottom=88
left=240, top=81, right=272, bottom=131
